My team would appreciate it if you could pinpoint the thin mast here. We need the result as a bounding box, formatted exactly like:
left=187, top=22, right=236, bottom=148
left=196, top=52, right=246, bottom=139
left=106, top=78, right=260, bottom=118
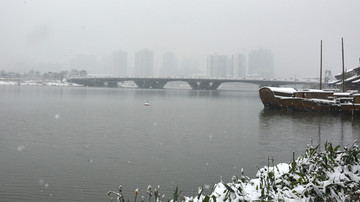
left=320, top=40, right=323, bottom=90
left=342, top=38, right=345, bottom=92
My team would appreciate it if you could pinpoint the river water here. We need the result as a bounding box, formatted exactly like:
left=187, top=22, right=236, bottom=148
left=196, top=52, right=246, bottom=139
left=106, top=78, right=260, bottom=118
left=0, top=84, right=359, bottom=201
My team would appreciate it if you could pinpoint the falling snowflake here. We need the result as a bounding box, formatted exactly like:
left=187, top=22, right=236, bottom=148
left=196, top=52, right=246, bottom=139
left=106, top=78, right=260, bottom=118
left=17, top=145, right=25, bottom=152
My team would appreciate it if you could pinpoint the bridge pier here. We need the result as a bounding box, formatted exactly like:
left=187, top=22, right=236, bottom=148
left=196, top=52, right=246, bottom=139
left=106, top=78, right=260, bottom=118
left=106, top=81, right=118, bottom=87
left=187, top=81, right=222, bottom=90
left=188, top=82, right=198, bottom=89
left=86, top=80, right=105, bottom=87
left=143, top=81, right=152, bottom=88
left=210, top=81, right=221, bottom=90
left=134, top=80, right=167, bottom=89
left=151, top=80, right=167, bottom=89
left=134, top=81, right=144, bottom=88
left=198, top=82, right=211, bottom=90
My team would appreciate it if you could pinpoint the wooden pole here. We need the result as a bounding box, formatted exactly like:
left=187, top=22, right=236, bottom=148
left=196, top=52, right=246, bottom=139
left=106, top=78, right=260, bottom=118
left=342, top=38, right=345, bottom=92
left=320, top=40, right=323, bottom=90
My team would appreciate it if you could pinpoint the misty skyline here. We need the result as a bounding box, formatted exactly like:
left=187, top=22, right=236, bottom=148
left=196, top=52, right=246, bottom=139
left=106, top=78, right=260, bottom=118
left=1, top=0, right=360, bottom=79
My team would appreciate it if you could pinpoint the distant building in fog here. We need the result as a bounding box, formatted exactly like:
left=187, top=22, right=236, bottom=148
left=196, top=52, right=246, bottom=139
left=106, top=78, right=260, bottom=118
left=178, top=58, right=201, bottom=77
left=160, top=52, right=178, bottom=76
left=113, top=50, right=127, bottom=76
left=248, top=49, right=274, bottom=78
left=134, top=49, right=154, bottom=77
left=70, top=54, right=97, bottom=73
left=232, top=54, right=246, bottom=78
left=207, top=53, right=232, bottom=78
left=98, top=55, right=113, bottom=75
left=35, top=63, right=63, bottom=74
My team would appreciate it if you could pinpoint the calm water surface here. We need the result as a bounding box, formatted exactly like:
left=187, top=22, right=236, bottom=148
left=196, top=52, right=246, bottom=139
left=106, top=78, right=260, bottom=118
left=0, top=85, right=359, bottom=201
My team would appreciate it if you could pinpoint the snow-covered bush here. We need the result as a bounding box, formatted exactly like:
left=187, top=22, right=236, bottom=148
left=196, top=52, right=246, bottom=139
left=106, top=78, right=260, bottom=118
left=184, top=141, right=360, bottom=201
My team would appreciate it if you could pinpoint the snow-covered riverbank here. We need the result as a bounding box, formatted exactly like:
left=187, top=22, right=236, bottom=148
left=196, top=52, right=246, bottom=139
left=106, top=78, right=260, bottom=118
left=0, top=80, right=82, bottom=87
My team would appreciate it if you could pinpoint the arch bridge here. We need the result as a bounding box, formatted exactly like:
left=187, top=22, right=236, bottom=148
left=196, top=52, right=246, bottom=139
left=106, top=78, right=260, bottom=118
left=67, top=77, right=312, bottom=90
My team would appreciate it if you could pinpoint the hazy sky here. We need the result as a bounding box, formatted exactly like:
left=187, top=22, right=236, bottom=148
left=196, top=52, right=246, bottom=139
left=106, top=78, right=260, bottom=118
left=1, top=0, right=360, bottom=78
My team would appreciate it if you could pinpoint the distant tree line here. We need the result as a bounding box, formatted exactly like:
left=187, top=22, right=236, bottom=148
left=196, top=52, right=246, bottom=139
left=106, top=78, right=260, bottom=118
left=0, top=69, right=87, bottom=80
